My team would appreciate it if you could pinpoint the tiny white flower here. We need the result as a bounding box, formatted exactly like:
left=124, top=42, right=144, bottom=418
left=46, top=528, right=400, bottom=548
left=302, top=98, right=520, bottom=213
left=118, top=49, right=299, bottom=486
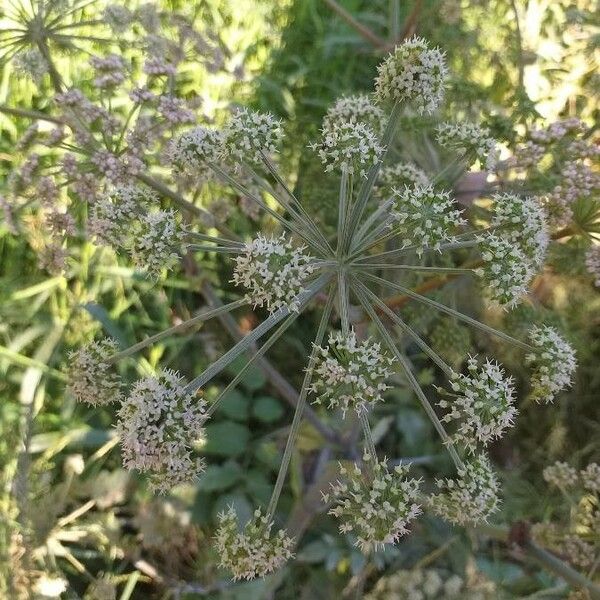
left=167, top=126, right=225, bottom=178
left=543, top=461, right=578, bottom=489
left=323, top=94, right=386, bottom=137
left=224, top=108, right=283, bottom=163
left=435, top=121, right=499, bottom=171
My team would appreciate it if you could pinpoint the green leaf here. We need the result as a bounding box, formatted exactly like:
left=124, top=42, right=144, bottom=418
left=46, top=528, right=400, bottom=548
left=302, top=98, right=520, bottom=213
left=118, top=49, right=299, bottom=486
left=198, top=461, right=242, bottom=492
left=212, top=491, right=252, bottom=526
left=297, top=540, right=330, bottom=563
left=203, top=421, right=250, bottom=457
left=252, top=396, right=284, bottom=423
left=216, top=389, right=249, bottom=421
left=226, top=355, right=267, bottom=392
left=244, top=469, right=271, bottom=504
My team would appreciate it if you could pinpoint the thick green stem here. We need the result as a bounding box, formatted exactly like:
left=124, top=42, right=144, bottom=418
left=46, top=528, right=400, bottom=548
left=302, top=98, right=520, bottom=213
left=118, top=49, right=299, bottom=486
left=265, top=291, right=335, bottom=521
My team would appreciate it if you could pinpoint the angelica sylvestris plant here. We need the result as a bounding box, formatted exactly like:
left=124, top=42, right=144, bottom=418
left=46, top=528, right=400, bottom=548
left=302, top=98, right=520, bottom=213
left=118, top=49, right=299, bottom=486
left=2, top=27, right=581, bottom=581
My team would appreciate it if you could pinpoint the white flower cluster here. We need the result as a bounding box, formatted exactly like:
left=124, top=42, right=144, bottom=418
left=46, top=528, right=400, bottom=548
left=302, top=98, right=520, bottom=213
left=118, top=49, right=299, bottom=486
left=585, top=246, right=600, bottom=287
left=392, top=185, right=466, bottom=255
left=322, top=94, right=386, bottom=136
left=324, top=456, right=422, bottom=553
left=116, top=369, right=206, bottom=494
left=476, top=234, right=533, bottom=309
left=224, top=108, right=283, bottom=163
left=365, top=568, right=471, bottom=600
left=435, top=122, right=499, bottom=171
left=543, top=461, right=578, bottom=489
left=375, top=36, right=448, bottom=114
left=231, top=234, right=314, bottom=313
left=525, top=325, right=576, bottom=403
left=428, top=454, right=500, bottom=526
left=491, top=193, right=549, bottom=267
left=438, top=357, right=517, bottom=452
left=90, top=185, right=182, bottom=278
left=214, top=507, right=294, bottom=580
left=376, top=162, right=429, bottom=199
left=67, top=338, right=122, bottom=406
left=312, top=121, right=385, bottom=177
left=310, top=330, right=395, bottom=416
left=581, top=463, right=600, bottom=493
left=167, top=126, right=224, bottom=177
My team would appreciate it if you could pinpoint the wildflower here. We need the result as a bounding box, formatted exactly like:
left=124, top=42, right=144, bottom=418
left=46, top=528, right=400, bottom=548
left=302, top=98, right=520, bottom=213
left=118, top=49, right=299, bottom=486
left=491, top=193, right=549, bottom=266
left=224, top=108, right=283, bottom=163
left=157, top=95, right=195, bottom=125
left=39, top=241, right=70, bottom=274
left=143, top=55, right=177, bottom=76
left=435, top=121, right=499, bottom=171
left=311, top=122, right=384, bottom=177
left=129, top=86, right=156, bottom=104
left=543, top=461, right=579, bottom=489
left=231, top=234, right=314, bottom=313
left=322, top=94, right=386, bottom=137
left=375, top=36, right=448, bottom=114
left=376, top=162, right=429, bottom=199
left=310, top=331, right=394, bottom=416
left=131, top=209, right=183, bottom=278
left=392, top=185, right=466, bottom=255
left=117, top=369, right=206, bottom=493
left=580, top=463, right=600, bottom=493
left=90, top=54, right=126, bottom=89
left=66, top=338, right=122, bottom=406
left=16, top=124, right=38, bottom=152
left=437, top=356, right=517, bottom=451
left=429, top=319, right=471, bottom=370
left=102, top=5, right=133, bottom=33
left=476, top=234, right=533, bottom=309
left=167, top=126, right=224, bottom=176
left=13, top=48, right=48, bottom=82
left=525, top=325, right=576, bottom=403
left=428, top=454, right=500, bottom=526
left=214, top=507, right=294, bottom=580
left=325, top=456, right=422, bottom=553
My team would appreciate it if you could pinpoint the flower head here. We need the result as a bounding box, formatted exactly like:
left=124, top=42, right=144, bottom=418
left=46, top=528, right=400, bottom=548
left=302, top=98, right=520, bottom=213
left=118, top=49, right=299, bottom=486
left=435, top=121, right=499, bottom=171
left=102, top=5, right=133, bottom=32
left=311, top=122, right=384, bottom=177
left=214, top=507, right=294, bottom=580
left=323, top=95, right=386, bottom=137
left=581, top=463, right=600, bottom=493
left=428, top=454, right=500, bottom=526
left=231, top=234, right=314, bottom=313
left=585, top=245, right=600, bottom=287
left=476, top=234, right=533, bottom=309
left=224, top=108, right=283, bottom=163
left=543, top=461, right=578, bottom=489
left=375, top=36, right=448, bottom=114
left=376, top=162, right=429, bottom=199
left=116, top=370, right=206, bottom=493
left=310, top=331, right=395, bottom=416
left=525, top=325, right=576, bottom=403
left=67, top=338, right=122, bottom=406
left=325, top=456, right=422, bottom=553
left=491, top=193, right=549, bottom=266
left=438, top=357, right=517, bottom=451
left=392, top=185, right=466, bottom=255
left=167, top=127, right=224, bottom=177
left=131, top=209, right=183, bottom=278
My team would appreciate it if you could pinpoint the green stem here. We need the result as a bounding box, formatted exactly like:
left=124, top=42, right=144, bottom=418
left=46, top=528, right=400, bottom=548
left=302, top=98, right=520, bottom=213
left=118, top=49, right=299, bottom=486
left=108, top=299, right=246, bottom=364
left=359, top=411, right=378, bottom=460
left=265, top=290, right=335, bottom=521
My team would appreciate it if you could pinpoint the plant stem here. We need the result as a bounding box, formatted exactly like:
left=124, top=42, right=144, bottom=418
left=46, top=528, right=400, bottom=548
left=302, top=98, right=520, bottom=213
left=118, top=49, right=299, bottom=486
left=359, top=411, right=378, bottom=460
left=322, top=0, right=388, bottom=49
left=265, top=290, right=335, bottom=521
left=108, top=299, right=246, bottom=364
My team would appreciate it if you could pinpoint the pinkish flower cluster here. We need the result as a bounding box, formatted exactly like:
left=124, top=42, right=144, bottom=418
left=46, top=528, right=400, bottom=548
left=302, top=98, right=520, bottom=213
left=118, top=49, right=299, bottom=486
left=90, top=54, right=127, bottom=89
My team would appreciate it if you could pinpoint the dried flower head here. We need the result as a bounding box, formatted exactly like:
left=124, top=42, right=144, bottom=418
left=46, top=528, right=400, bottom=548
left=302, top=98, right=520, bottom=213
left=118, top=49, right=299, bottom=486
left=436, top=122, right=499, bottom=171
left=324, top=456, right=422, bottom=553
left=214, top=507, right=294, bottom=580
left=323, top=94, right=386, bottom=137
left=392, top=185, right=466, bottom=255
left=231, top=234, right=314, bottom=313
left=117, top=369, right=206, bottom=493
left=224, top=108, right=283, bottom=163
left=310, top=331, right=395, bottom=416
left=311, top=121, right=384, bottom=177
left=428, top=454, right=500, bottom=526
left=438, top=357, right=517, bottom=451
left=476, top=234, right=533, bottom=309
left=543, top=461, right=579, bottom=489
left=67, top=338, right=122, bottom=406
left=375, top=36, right=448, bottom=114
left=525, top=325, right=576, bottom=403
left=491, top=193, right=549, bottom=267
